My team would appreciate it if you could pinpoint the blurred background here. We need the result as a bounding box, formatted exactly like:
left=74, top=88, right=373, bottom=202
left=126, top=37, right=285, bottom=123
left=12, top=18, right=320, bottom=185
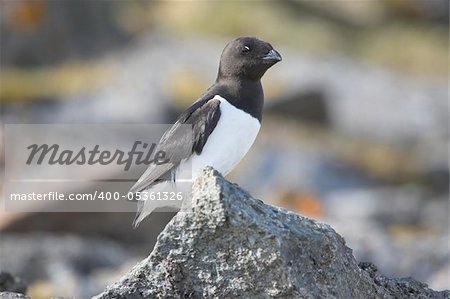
left=0, top=0, right=448, bottom=297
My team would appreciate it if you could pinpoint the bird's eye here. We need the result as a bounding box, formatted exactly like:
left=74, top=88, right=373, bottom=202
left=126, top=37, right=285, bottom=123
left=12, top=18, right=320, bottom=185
left=242, top=46, right=251, bottom=53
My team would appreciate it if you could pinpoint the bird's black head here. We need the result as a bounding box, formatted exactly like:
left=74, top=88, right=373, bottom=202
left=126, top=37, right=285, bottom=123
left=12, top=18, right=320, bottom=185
left=217, top=37, right=282, bottom=81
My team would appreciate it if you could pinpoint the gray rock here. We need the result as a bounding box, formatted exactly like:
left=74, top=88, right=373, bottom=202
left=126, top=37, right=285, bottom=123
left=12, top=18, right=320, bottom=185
left=0, top=272, right=26, bottom=295
left=0, top=234, right=131, bottom=297
left=0, top=293, right=30, bottom=299
left=94, top=167, right=449, bottom=299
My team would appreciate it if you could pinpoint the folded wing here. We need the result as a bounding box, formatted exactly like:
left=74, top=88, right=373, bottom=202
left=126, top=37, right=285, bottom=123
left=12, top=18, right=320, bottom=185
left=129, top=97, right=222, bottom=194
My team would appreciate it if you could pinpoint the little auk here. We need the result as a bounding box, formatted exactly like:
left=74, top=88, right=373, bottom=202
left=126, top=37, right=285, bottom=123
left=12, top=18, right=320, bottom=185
left=130, top=37, right=282, bottom=227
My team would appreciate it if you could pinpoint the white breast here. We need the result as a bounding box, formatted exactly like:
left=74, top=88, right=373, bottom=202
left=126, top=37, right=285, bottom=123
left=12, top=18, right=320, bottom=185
left=189, top=95, right=261, bottom=179
left=135, top=96, right=261, bottom=223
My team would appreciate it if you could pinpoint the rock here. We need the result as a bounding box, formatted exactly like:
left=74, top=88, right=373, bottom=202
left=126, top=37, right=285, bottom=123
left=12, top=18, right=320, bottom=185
left=0, top=234, right=133, bottom=297
left=265, top=89, right=330, bottom=125
left=0, top=272, right=27, bottom=295
left=0, top=1, right=130, bottom=67
left=94, top=167, right=448, bottom=298
left=0, top=293, right=30, bottom=299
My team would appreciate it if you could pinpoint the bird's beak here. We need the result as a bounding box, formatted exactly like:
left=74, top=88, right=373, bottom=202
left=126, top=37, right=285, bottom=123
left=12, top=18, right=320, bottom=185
left=263, top=49, right=282, bottom=63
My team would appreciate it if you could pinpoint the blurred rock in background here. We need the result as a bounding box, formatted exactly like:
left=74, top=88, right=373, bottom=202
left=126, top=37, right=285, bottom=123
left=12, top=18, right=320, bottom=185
left=1, top=1, right=130, bottom=67
left=0, top=0, right=448, bottom=297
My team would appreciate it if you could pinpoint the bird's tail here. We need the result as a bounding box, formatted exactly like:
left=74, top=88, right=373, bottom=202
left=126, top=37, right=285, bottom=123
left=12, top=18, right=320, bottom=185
left=132, top=180, right=192, bottom=228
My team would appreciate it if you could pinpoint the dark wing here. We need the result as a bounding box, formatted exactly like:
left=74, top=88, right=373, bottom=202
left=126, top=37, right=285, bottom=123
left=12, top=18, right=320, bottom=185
left=128, top=96, right=221, bottom=193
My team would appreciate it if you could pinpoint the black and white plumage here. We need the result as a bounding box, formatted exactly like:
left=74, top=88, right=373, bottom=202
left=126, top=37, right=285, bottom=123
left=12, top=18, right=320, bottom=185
left=130, top=37, right=282, bottom=227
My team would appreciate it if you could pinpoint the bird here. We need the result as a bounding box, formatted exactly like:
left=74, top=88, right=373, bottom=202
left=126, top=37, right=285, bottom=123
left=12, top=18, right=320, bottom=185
left=129, top=36, right=282, bottom=227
